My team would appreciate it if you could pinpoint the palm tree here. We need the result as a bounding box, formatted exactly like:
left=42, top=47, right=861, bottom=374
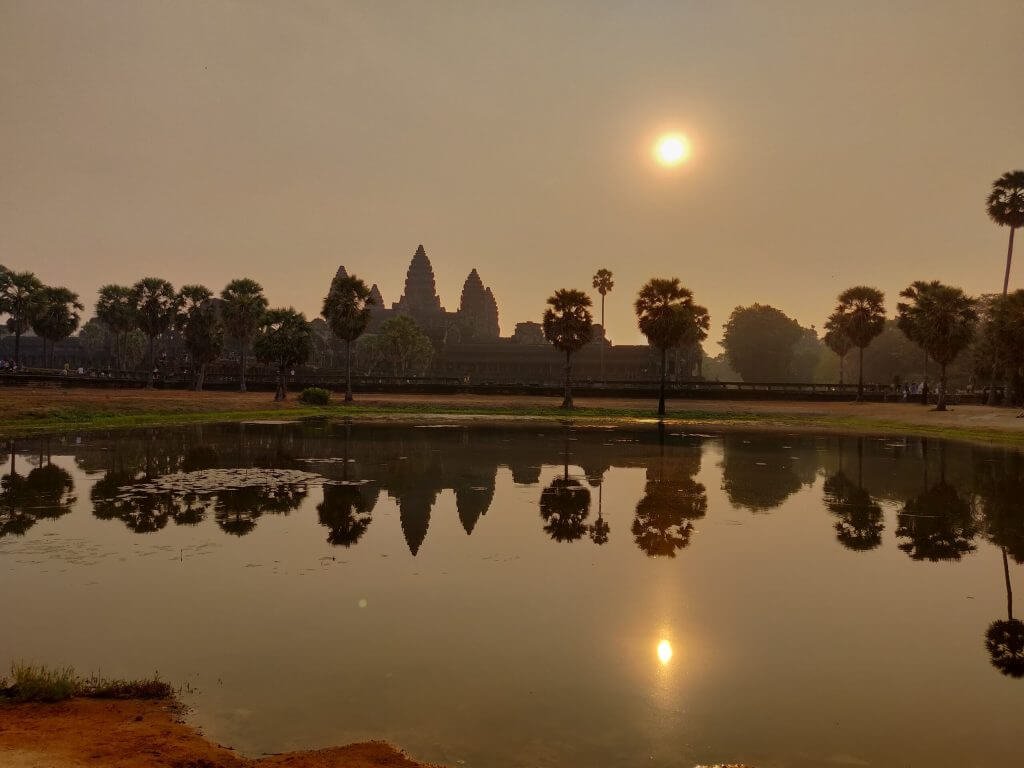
left=985, top=547, right=1024, bottom=678
left=220, top=278, right=268, bottom=392
left=0, top=269, right=43, bottom=366
left=823, top=310, right=854, bottom=385
left=321, top=273, right=375, bottom=402
left=592, top=268, right=614, bottom=383
left=539, top=438, right=591, bottom=543
left=985, top=171, right=1024, bottom=404
left=542, top=289, right=593, bottom=409
left=95, top=284, right=137, bottom=371
left=29, top=286, right=83, bottom=368
left=896, top=281, right=977, bottom=411
left=635, top=278, right=700, bottom=417
left=130, top=278, right=179, bottom=388
left=987, top=170, right=1024, bottom=296
left=833, top=286, right=886, bottom=401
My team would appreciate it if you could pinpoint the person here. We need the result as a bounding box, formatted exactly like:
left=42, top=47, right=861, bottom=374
left=921, top=381, right=929, bottom=405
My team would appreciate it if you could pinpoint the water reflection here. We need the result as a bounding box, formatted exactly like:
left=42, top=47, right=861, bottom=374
left=823, top=439, right=884, bottom=551
left=632, top=438, right=706, bottom=557
left=1, top=441, right=76, bottom=538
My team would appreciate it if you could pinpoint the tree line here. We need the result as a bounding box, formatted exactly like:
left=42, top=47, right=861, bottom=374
left=2, top=169, right=1021, bottom=409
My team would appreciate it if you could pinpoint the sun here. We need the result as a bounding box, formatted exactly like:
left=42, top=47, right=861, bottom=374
left=654, top=134, right=690, bottom=167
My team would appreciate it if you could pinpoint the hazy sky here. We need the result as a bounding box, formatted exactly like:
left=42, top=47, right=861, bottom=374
left=2, top=0, right=1021, bottom=348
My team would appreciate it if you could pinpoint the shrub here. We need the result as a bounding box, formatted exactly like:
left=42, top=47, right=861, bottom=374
left=299, top=387, right=331, bottom=405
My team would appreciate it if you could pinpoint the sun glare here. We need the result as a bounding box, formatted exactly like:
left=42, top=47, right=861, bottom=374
left=657, top=639, right=673, bottom=665
left=654, top=134, right=689, bottom=166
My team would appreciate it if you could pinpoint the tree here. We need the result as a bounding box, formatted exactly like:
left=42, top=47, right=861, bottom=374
left=322, top=273, right=375, bottom=402
left=253, top=308, right=312, bottom=401
left=722, top=304, right=802, bottom=382
left=897, top=281, right=978, bottom=411
left=542, top=289, right=593, bottom=409
left=834, top=286, right=886, bottom=401
left=539, top=449, right=591, bottom=543
left=978, top=291, right=1024, bottom=404
left=182, top=299, right=225, bottom=391
left=130, top=278, right=179, bottom=387
left=987, top=170, right=1024, bottom=296
left=220, top=278, right=268, bottom=392
left=95, top=284, right=137, bottom=370
left=0, top=269, right=43, bottom=366
left=366, top=315, right=434, bottom=377
left=674, top=302, right=710, bottom=381
left=635, top=278, right=702, bottom=416
left=592, top=268, right=614, bottom=383
left=29, top=286, right=83, bottom=367
left=823, top=310, right=855, bottom=384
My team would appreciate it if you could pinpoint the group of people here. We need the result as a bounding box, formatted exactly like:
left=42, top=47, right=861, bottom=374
left=0, top=358, right=20, bottom=373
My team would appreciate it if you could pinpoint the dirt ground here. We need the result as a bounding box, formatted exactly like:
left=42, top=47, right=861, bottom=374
left=0, top=698, right=436, bottom=768
left=1, top=385, right=1023, bottom=438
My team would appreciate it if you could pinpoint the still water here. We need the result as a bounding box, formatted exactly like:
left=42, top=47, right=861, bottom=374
left=1, top=421, right=1022, bottom=767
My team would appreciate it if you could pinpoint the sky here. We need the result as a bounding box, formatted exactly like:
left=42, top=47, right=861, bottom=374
left=1, top=0, right=1021, bottom=349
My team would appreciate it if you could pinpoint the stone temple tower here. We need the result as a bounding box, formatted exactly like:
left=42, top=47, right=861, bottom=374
left=394, top=245, right=444, bottom=317
left=457, top=268, right=500, bottom=340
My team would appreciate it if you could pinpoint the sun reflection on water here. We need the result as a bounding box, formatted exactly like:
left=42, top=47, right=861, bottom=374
left=657, top=639, right=673, bottom=665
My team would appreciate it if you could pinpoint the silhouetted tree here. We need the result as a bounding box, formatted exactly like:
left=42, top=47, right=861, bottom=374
left=592, top=268, right=614, bottom=383
left=636, top=278, right=705, bottom=416
left=0, top=269, right=43, bottom=366
left=95, top=285, right=138, bottom=370
left=896, top=446, right=977, bottom=561
left=322, top=273, right=375, bottom=402
left=539, top=443, right=591, bottom=542
left=29, top=286, right=83, bottom=367
left=978, top=290, right=1024, bottom=405
left=220, top=278, right=268, bottom=392
left=253, top=308, right=312, bottom=401
left=722, top=304, right=802, bottom=382
left=182, top=297, right=225, bottom=391
left=896, top=281, right=977, bottom=410
left=987, top=170, right=1024, bottom=297
left=632, top=440, right=707, bottom=557
left=542, top=289, right=593, bottom=409
left=823, top=310, right=855, bottom=385
left=131, top=277, right=179, bottom=387
left=318, top=482, right=375, bottom=546
left=834, top=286, right=886, bottom=401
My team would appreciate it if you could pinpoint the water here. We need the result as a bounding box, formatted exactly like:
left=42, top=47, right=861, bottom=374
left=1, top=421, right=1022, bottom=767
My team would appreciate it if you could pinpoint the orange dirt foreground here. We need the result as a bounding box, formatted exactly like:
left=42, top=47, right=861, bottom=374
left=0, top=699, right=437, bottom=768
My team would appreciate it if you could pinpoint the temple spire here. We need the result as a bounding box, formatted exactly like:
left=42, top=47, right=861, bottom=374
left=395, top=244, right=444, bottom=315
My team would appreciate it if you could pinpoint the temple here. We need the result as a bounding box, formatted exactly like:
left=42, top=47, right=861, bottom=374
left=334, top=244, right=702, bottom=383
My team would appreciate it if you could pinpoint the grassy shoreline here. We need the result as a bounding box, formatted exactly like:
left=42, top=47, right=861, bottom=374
left=2, top=389, right=1024, bottom=447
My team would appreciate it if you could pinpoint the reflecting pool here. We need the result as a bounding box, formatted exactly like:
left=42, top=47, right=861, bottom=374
left=2, top=421, right=1023, bottom=767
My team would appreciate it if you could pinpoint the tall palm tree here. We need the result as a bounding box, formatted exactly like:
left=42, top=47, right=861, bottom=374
left=635, top=278, right=699, bottom=417
left=131, top=278, right=179, bottom=388
left=95, top=284, right=137, bottom=371
left=833, top=286, right=886, bottom=401
left=823, top=310, right=854, bottom=385
left=592, top=268, right=614, bottom=383
left=896, top=281, right=977, bottom=411
left=985, top=171, right=1024, bottom=404
left=542, top=289, right=593, bottom=409
left=0, top=269, right=43, bottom=367
left=29, top=286, right=83, bottom=368
left=987, top=170, right=1024, bottom=296
left=322, top=273, right=375, bottom=402
left=220, top=278, right=268, bottom=392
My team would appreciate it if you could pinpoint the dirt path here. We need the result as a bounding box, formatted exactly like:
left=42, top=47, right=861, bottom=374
left=0, top=699, right=434, bottom=768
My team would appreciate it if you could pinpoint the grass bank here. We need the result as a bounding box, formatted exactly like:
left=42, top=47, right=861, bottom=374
left=1, top=387, right=1023, bottom=447
left=1, top=662, right=172, bottom=703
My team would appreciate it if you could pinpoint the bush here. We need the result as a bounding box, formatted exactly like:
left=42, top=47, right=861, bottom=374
left=2, top=662, right=173, bottom=703
left=299, top=387, right=331, bottom=405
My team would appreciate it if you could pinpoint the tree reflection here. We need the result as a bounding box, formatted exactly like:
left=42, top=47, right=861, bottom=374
left=896, top=445, right=977, bottom=561
left=318, top=482, right=377, bottom=546
left=588, top=484, right=609, bottom=545
left=1, top=444, right=76, bottom=538
left=975, top=450, right=1024, bottom=564
left=632, top=436, right=706, bottom=557
left=985, top=548, right=1024, bottom=678
left=823, top=439, right=884, bottom=551
left=539, top=437, right=591, bottom=543
left=214, top=483, right=307, bottom=537
left=720, top=435, right=808, bottom=513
